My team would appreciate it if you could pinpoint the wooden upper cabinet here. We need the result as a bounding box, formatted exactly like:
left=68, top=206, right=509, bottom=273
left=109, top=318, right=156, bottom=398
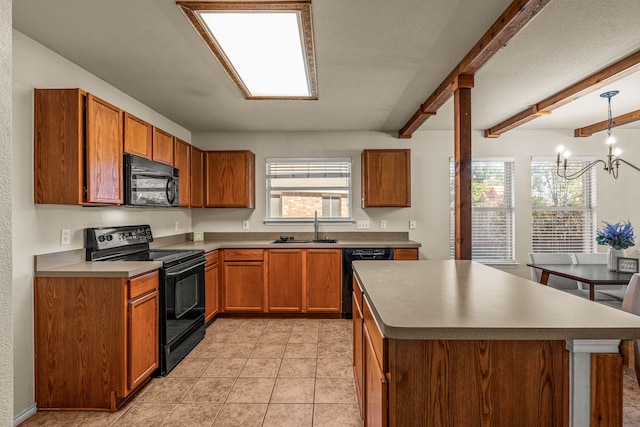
left=205, top=150, right=255, bottom=208
left=174, top=138, right=191, bottom=207
left=190, top=146, right=205, bottom=208
left=123, top=113, right=152, bottom=159
left=361, top=149, right=411, bottom=208
left=152, top=127, right=174, bottom=166
left=34, top=88, right=123, bottom=205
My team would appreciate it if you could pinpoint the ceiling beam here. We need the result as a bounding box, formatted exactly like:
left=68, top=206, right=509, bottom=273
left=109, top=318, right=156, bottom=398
left=485, top=49, right=640, bottom=138
left=574, top=109, right=640, bottom=137
left=397, top=0, right=551, bottom=139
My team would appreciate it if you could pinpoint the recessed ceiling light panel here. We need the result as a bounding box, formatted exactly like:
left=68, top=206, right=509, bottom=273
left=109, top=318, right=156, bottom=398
left=178, top=1, right=318, bottom=100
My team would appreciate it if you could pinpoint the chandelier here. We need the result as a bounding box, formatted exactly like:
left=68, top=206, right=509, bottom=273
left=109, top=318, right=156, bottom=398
left=556, top=90, right=640, bottom=179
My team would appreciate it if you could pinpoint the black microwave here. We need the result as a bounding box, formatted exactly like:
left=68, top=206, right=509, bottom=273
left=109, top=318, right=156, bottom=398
left=124, top=154, right=179, bottom=206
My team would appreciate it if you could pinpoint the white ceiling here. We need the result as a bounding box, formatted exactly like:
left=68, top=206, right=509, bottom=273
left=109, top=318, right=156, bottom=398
left=12, top=0, right=640, bottom=135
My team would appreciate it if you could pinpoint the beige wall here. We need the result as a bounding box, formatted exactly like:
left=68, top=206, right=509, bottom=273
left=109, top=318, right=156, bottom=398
left=191, top=128, right=640, bottom=265
left=11, top=25, right=640, bottom=425
left=1, top=0, right=12, bottom=425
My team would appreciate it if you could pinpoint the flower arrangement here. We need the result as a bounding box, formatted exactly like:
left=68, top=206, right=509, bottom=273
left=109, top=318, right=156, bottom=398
left=596, top=220, right=635, bottom=250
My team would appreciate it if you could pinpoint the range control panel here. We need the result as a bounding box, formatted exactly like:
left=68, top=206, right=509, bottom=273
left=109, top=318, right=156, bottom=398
left=85, top=224, right=154, bottom=251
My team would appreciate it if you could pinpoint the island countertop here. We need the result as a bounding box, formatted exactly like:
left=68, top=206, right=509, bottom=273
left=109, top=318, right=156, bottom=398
left=352, top=259, right=640, bottom=341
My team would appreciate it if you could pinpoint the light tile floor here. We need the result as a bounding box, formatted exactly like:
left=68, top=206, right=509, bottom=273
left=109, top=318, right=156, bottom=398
left=18, top=317, right=640, bottom=426
left=20, top=318, right=363, bottom=427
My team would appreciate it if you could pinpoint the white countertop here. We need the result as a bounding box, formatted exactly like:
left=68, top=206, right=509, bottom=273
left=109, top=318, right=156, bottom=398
left=353, top=259, right=640, bottom=341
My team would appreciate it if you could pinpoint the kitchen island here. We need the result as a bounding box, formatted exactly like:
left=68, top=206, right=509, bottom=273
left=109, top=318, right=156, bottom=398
left=352, top=260, right=640, bottom=427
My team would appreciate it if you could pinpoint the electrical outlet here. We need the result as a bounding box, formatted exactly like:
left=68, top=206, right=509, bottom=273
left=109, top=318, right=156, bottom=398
left=175, top=222, right=180, bottom=232
left=60, top=229, right=71, bottom=245
left=409, top=220, right=417, bottom=229
left=193, top=231, right=204, bottom=242
left=242, top=220, right=250, bottom=230
left=357, top=220, right=370, bottom=229
left=380, top=220, right=387, bottom=229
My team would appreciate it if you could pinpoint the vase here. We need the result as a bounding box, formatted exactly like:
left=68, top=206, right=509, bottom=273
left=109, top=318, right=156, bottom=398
left=607, top=247, right=625, bottom=271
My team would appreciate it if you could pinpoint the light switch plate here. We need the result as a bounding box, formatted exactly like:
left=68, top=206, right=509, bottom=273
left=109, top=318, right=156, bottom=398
left=193, top=231, right=204, bottom=242
left=242, top=220, right=250, bottom=230
left=357, top=220, right=370, bottom=229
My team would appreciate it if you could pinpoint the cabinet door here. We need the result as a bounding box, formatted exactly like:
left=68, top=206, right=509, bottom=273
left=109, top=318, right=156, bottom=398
left=34, top=88, right=84, bottom=204
left=393, top=248, right=419, bottom=260
left=364, top=323, right=388, bottom=427
left=174, top=138, right=191, bottom=207
left=85, top=94, right=123, bottom=204
left=205, top=150, right=255, bottom=208
left=123, top=112, right=152, bottom=159
left=223, top=261, right=264, bottom=312
left=152, top=127, right=174, bottom=166
left=306, top=249, right=342, bottom=313
left=190, top=146, right=205, bottom=208
left=205, top=251, right=220, bottom=322
left=267, top=249, right=303, bottom=312
left=353, top=293, right=365, bottom=415
left=128, top=288, right=159, bottom=392
left=361, top=149, right=410, bottom=207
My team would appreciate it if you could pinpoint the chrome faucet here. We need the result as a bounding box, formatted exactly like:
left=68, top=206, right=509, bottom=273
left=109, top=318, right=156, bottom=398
left=314, top=210, right=319, bottom=241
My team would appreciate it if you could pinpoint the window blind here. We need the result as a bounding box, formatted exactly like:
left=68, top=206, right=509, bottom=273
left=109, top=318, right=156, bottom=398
left=449, top=159, right=515, bottom=263
left=531, top=159, right=596, bottom=253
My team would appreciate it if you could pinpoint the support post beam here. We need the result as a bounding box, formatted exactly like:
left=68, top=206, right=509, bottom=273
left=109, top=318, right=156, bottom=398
left=454, top=75, right=474, bottom=260
left=398, top=0, right=551, bottom=139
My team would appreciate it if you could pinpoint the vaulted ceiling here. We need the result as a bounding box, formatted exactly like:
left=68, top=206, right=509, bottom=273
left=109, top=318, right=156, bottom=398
left=13, top=0, right=640, bottom=135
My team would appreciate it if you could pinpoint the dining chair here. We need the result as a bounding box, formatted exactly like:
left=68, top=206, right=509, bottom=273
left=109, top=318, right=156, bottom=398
left=572, top=252, right=626, bottom=301
left=528, top=252, right=585, bottom=291
left=621, top=273, right=640, bottom=386
left=528, top=252, right=621, bottom=306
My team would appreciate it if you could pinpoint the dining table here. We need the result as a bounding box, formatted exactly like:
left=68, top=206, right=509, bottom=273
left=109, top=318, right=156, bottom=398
left=527, top=263, right=634, bottom=300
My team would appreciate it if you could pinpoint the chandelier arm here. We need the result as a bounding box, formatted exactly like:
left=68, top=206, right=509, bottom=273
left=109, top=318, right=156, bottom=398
left=615, top=158, right=640, bottom=173
left=557, top=159, right=606, bottom=180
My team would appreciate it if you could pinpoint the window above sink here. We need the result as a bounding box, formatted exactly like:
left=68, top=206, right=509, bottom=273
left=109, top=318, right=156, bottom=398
left=265, top=157, right=352, bottom=224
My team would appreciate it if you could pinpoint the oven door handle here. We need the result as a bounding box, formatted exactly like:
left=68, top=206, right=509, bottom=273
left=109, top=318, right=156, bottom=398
left=165, top=260, right=207, bottom=276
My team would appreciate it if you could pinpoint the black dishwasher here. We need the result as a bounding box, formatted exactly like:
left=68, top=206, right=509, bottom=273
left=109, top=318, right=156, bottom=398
left=342, top=248, right=393, bottom=318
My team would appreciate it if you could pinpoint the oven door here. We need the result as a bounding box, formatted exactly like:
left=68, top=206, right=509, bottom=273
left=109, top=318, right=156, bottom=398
left=162, top=257, right=206, bottom=344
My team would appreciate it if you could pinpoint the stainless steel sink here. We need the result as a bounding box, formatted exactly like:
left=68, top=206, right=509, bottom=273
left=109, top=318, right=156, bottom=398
left=312, top=239, right=338, bottom=243
left=271, top=239, right=310, bottom=244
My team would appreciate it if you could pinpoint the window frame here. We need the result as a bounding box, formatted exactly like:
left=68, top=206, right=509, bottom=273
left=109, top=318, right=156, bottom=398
left=449, top=157, right=516, bottom=265
left=265, top=157, right=353, bottom=224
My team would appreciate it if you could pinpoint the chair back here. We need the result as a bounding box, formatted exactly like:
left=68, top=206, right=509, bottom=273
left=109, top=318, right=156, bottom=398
left=572, top=252, right=607, bottom=264
left=622, top=274, right=640, bottom=314
left=528, top=252, right=579, bottom=290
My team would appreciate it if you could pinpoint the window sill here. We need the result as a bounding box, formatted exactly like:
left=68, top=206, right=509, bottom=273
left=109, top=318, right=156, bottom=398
left=264, top=219, right=354, bottom=226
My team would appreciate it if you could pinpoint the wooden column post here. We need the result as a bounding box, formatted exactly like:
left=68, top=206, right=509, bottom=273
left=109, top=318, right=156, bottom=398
left=453, top=75, right=474, bottom=260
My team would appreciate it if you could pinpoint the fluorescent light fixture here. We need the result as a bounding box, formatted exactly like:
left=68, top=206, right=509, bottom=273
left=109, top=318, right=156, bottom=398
left=177, top=1, right=318, bottom=100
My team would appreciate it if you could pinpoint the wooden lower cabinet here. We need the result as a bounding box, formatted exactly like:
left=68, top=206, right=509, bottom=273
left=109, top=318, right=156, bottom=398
left=127, top=275, right=159, bottom=391
left=222, top=250, right=265, bottom=312
left=306, top=249, right=342, bottom=313
left=205, top=250, right=220, bottom=322
left=34, top=270, right=159, bottom=410
left=364, top=323, right=388, bottom=427
left=267, top=249, right=303, bottom=312
left=393, top=248, right=419, bottom=260
left=353, top=293, right=365, bottom=415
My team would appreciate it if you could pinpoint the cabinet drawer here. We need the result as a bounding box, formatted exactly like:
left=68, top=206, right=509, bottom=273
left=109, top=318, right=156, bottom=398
left=129, top=270, right=159, bottom=299
left=223, top=249, right=264, bottom=261
left=363, top=297, right=386, bottom=370
left=206, top=251, right=219, bottom=267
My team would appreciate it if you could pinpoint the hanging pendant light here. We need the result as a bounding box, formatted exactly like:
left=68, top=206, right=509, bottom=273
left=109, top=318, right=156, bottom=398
left=556, top=90, right=640, bottom=179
